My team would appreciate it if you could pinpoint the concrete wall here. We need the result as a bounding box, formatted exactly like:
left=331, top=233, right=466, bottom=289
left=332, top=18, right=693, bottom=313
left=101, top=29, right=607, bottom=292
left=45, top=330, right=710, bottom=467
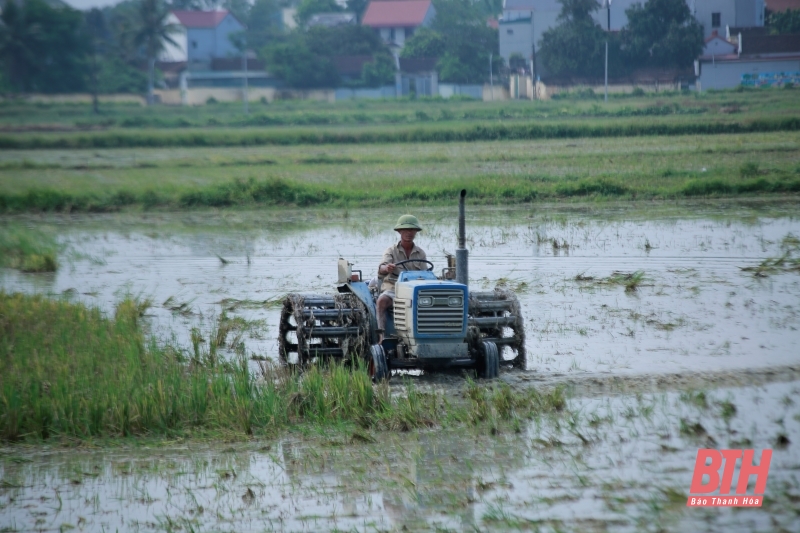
left=215, top=14, right=243, bottom=58
left=154, top=87, right=335, bottom=105
left=185, top=14, right=243, bottom=62
left=438, top=84, right=482, bottom=99
left=698, top=58, right=800, bottom=90
left=500, top=19, right=534, bottom=63
left=0, top=94, right=146, bottom=105
left=483, top=85, right=510, bottom=101
left=509, top=75, right=688, bottom=100
left=704, top=36, right=737, bottom=56
left=335, top=86, right=396, bottom=99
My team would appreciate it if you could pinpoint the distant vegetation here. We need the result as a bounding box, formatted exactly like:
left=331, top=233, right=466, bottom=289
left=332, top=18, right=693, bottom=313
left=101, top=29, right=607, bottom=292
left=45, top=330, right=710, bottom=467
left=0, top=90, right=798, bottom=213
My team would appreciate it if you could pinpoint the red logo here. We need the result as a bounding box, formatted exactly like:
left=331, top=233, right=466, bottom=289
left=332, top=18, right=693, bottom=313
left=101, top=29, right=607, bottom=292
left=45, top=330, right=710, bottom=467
left=687, top=449, right=771, bottom=507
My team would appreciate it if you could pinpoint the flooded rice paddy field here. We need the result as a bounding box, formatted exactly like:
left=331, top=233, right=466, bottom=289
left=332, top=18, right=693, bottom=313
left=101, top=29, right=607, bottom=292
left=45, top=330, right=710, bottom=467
left=1, top=380, right=798, bottom=532
left=2, top=199, right=799, bottom=376
left=2, top=199, right=800, bottom=531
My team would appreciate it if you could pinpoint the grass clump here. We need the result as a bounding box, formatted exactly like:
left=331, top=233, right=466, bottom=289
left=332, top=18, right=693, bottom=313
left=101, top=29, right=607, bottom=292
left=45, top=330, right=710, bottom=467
left=0, top=225, right=58, bottom=272
left=575, top=270, right=646, bottom=292
left=0, top=293, right=569, bottom=442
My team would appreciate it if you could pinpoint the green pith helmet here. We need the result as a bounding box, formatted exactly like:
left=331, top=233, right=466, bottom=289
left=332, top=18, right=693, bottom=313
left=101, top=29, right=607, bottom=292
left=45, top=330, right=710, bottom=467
left=394, top=214, right=422, bottom=231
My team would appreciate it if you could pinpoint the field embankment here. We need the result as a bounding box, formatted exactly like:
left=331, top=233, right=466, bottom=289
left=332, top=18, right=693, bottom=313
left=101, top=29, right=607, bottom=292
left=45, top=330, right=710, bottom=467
left=1, top=132, right=798, bottom=212
left=1, top=115, right=798, bottom=149
left=0, top=90, right=798, bottom=213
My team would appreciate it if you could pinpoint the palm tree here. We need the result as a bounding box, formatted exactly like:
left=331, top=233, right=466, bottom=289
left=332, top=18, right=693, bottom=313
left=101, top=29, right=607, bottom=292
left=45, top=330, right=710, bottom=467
left=135, top=0, right=180, bottom=105
left=0, top=0, right=42, bottom=92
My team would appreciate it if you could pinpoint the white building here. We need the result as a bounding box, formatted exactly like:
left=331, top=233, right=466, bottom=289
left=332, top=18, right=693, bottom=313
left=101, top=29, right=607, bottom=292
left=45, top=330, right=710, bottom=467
left=696, top=33, right=800, bottom=89
left=160, top=10, right=245, bottom=65
left=498, top=0, right=767, bottom=65
left=361, top=0, right=436, bottom=50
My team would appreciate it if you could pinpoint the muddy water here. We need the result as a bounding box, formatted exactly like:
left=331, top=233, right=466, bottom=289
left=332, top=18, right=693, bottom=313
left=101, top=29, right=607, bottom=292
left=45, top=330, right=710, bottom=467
left=1, top=380, right=798, bottom=532
left=2, top=200, right=799, bottom=376
left=2, top=200, right=800, bottom=531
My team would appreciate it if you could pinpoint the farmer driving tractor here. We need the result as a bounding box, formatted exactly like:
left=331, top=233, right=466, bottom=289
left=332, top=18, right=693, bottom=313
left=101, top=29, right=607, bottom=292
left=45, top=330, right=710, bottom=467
left=376, top=214, right=428, bottom=342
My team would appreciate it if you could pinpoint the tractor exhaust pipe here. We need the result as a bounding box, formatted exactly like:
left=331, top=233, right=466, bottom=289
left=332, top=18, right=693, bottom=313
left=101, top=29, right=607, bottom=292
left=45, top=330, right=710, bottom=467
left=456, top=189, right=468, bottom=286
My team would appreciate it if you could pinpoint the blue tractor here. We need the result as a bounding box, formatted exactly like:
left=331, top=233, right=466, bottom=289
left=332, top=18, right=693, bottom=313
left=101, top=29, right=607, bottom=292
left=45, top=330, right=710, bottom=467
left=279, top=190, right=526, bottom=380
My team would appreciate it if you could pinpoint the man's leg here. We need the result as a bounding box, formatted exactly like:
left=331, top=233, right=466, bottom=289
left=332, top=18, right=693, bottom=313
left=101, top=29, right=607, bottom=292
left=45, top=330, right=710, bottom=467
left=376, top=292, right=393, bottom=343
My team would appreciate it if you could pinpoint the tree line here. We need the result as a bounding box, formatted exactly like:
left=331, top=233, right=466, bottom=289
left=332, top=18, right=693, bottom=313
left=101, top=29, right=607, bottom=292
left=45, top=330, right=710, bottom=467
left=1, top=0, right=798, bottom=96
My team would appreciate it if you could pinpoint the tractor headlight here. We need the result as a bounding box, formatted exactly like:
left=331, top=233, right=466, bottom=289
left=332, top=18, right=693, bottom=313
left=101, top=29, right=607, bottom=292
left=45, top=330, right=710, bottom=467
left=419, top=297, right=433, bottom=307
left=448, top=296, right=463, bottom=307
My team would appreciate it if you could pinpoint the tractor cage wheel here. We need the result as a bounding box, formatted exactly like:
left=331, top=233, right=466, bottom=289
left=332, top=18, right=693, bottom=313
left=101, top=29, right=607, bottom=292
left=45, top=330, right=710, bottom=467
left=468, top=289, right=526, bottom=369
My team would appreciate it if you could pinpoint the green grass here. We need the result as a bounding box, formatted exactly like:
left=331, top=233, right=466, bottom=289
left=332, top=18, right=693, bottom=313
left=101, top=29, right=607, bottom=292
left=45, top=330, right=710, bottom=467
left=0, top=225, right=58, bottom=272
left=0, top=292, right=567, bottom=442
left=0, top=115, right=797, bottom=149
left=2, top=87, right=797, bottom=131
left=0, top=132, right=798, bottom=212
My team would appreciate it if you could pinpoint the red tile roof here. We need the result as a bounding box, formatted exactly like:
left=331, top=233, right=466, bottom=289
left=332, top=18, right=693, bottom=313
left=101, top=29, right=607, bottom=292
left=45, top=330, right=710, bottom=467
left=171, top=10, right=230, bottom=28
left=362, top=1, right=432, bottom=28
left=766, top=0, right=800, bottom=12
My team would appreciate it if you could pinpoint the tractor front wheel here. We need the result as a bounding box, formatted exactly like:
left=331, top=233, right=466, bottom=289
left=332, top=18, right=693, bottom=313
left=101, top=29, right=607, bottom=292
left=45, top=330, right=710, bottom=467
left=478, top=341, right=500, bottom=379
left=368, top=344, right=390, bottom=382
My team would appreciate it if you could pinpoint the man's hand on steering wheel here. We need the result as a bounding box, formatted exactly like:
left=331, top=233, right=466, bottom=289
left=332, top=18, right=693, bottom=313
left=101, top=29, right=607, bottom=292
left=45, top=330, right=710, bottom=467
left=384, top=259, right=434, bottom=276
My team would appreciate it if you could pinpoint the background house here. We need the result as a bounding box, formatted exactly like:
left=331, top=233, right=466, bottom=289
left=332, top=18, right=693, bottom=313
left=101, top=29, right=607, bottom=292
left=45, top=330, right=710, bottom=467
left=764, top=0, right=800, bottom=13
left=308, top=12, right=357, bottom=28
left=696, top=32, right=800, bottom=89
left=361, top=0, right=436, bottom=50
left=498, top=0, right=768, bottom=65
left=704, top=30, right=738, bottom=56
left=160, top=10, right=244, bottom=65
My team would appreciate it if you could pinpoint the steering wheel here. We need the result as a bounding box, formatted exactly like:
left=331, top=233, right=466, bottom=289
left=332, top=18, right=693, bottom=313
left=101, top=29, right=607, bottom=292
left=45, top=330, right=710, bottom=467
left=393, top=259, right=435, bottom=272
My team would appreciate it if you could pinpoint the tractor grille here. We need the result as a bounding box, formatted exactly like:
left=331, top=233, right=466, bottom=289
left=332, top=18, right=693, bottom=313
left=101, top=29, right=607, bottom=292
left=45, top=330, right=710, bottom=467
left=394, top=298, right=409, bottom=333
left=416, top=289, right=465, bottom=334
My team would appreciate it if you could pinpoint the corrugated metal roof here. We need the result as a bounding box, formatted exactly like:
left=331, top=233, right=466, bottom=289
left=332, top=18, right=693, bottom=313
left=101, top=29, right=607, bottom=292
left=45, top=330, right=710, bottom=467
left=399, top=57, right=437, bottom=72
left=362, top=0, right=432, bottom=27
left=742, top=33, right=800, bottom=54
left=172, top=10, right=231, bottom=28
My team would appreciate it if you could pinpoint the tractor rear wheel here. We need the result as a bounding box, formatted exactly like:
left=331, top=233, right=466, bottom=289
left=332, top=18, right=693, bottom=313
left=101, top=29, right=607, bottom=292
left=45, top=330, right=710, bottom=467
left=478, top=341, right=500, bottom=379
left=279, top=293, right=369, bottom=367
left=368, top=344, right=390, bottom=382
left=468, top=290, right=526, bottom=369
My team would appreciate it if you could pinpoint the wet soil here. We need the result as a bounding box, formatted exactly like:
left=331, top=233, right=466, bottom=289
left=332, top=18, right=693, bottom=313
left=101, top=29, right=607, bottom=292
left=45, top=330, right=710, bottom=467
left=2, top=199, right=799, bottom=531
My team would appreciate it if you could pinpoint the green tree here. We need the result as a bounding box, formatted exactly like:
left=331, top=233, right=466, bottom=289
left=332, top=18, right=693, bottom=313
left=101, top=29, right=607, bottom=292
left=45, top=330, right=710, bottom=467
left=247, top=0, right=283, bottom=50
left=538, top=0, right=615, bottom=79
left=621, top=0, right=703, bottom=69
left=0, top=0, right=91, bottom=93
left=400, top=27, right=446, bottom=59
left=768, top=9, right=800, bottom=34
left=134, top=0, right=180, bottom=104
left=262, top=34, right=339, bottom=88
left=295, top=0, right=343, bottom=25
left=262, top=25, right=394, bottom=88
left=401, top=0, right=499, bottom=83
left=361, top=54, right=395, bottom=87
left=346, top=0, right=370, bottom=21
left=305, top=24, right=388, bottom=56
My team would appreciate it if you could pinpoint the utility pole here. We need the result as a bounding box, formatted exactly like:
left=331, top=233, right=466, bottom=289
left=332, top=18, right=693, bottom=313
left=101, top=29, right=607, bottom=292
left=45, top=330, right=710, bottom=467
left=242, top=34, right=249, bottom=115
left=604, top=0, right=611, bottom=103
left=489, top=53, right=494, bottom=101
